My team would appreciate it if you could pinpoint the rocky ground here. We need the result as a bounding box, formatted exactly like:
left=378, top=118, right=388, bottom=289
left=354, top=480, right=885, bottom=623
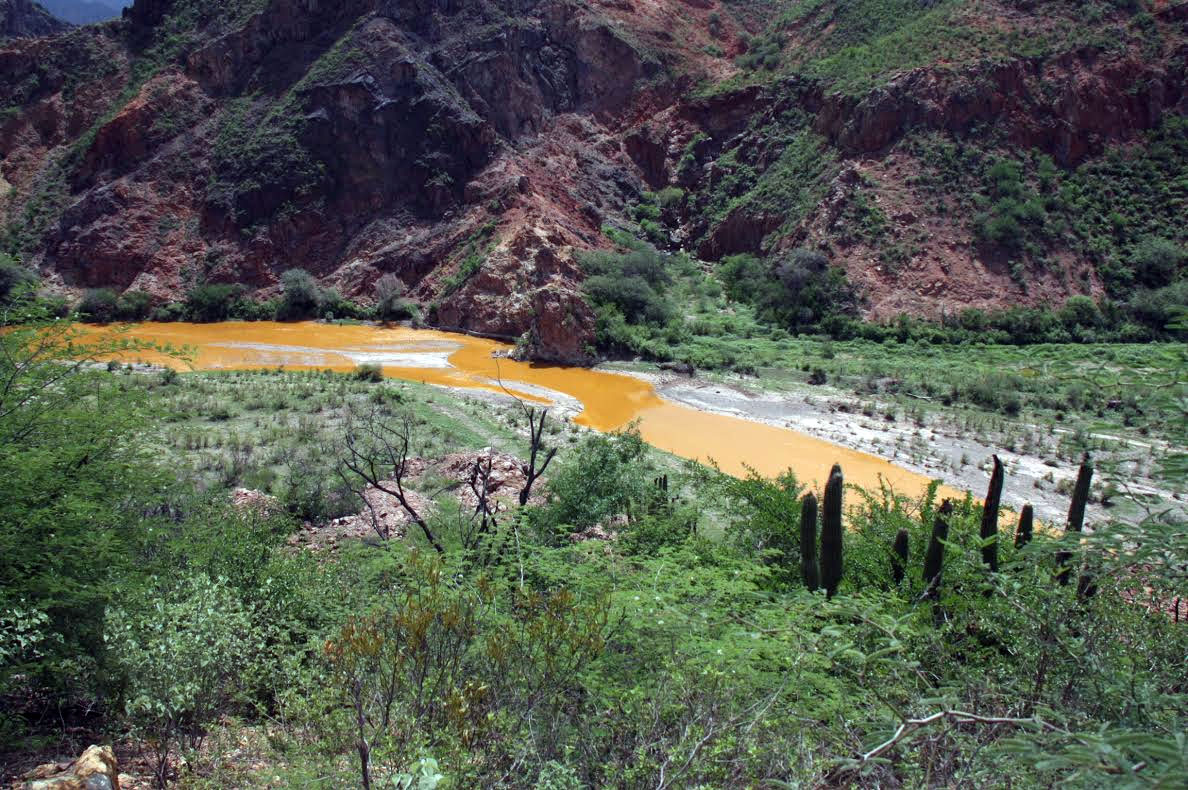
left=285, top=448, right=549, bottom=551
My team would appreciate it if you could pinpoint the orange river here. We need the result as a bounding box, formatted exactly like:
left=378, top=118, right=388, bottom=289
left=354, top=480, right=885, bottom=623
left=91, top=321, right=962, bottom=497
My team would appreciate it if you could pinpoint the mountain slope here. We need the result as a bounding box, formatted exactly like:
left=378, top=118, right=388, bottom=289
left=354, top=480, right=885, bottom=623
left=0, top=0, right=1185, bottom=358
left=0, top=0, right=70, bottom=37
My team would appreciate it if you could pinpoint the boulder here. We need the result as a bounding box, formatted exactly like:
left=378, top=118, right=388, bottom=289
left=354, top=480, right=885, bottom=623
left=24, top=745, right=120, bottom=790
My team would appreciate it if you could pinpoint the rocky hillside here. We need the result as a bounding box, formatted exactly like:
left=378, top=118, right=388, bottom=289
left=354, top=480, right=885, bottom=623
left=1, top=0, right=1185, bottom=359
left=0, top=0, right=69, bottom=38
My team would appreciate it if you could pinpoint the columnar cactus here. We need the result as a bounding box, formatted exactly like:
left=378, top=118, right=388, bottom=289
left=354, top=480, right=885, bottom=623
left=1014, top=504, right=1034, bottom=549
left=980, top=455, right=1004, bottom=572
left=800, top=493, right=820, bottom=591
left=820, top=464, right=844, bottom=599
left=1057, top=455, right=1093, bottom=586
left=923, top=499, right=954, bottom=600
left=891, top=529, right=909, bottom=586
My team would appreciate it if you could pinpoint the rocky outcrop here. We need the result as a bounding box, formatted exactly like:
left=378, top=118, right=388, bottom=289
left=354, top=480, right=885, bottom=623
left=0, top=0, right=69, bottom=39
left=1, top=0, right=1185, bottom=357
left=816, top=45, right=1188, bottom=165
left=21, top=744, right=120, bottom=790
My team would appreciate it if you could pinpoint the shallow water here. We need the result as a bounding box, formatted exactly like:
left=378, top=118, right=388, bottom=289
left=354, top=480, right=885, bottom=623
left=95, top=321, right=958, bottom=496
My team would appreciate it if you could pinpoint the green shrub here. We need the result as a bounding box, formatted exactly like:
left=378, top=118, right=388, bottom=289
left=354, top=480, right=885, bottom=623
left=115, top=290, right=154, bottom=321
left=106, top=574, right=256, bottom=785
left=1127, top=280, right=1188, bottom=332
left=0, top=254, right=36, bottom=303
left=535, top=428, right=651, bottom=538
left=719, top=249, right=858, bottom=333
left=375, top=274, right=418, bottom=321
left=277, top=269, right=324, bottom=320
left=655, top=186, right=685, bottom=208
left=355, top=362, right=383, bottom=382
left=77, top=288, right=119, bottom=322
left=580, top=248, right=676, bottom=348
left=151, top=301, right=187, bottom=322
left=186, top=283, right=246, bottom=322
left=1129, top=236, right=1185, bottom=288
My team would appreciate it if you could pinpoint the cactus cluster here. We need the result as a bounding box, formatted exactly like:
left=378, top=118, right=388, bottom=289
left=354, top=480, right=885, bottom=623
left=794, top=454, right=1096, bottom=609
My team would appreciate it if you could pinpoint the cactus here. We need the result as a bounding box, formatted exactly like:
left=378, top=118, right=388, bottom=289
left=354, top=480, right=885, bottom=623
left=1014, top=504, right=1034, bottom=549
left=1057, top=456, right=1093, bottom=586
left=980, top=455, right=1004, bottom=572
left=820, top=464, right=844, bottom=599
left=891, top=529, right=909, bottom=586
left=800, top=493, right=820, bottom=591
left=923, top=499, right=953, bottom=600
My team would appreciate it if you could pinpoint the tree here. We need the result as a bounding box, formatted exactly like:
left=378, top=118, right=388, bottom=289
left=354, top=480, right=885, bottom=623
left=185, top=283, right=246, bottom=322
left=77, top=288, right=119, bottom=322
left=277, top=268, right=324, bottom=320
left=106, top=575, right=254, bottom=788
left=1130, top=236, right=1185, bottom=289
left=374, top=274, right=410, bottom=321
left=338, top=406, right=443, bottom=552
left=0, top=253, right=36, bottom=303
left=0, top=299, right=165, bottom=697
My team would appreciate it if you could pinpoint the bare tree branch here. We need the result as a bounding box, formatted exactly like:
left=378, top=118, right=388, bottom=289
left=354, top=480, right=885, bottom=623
left=339, top=407, right=444, bottom=553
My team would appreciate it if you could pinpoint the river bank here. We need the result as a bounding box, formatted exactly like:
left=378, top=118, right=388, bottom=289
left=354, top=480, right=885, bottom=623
left=80, top=321, right=1181, bottom=522
left=606, top=365, right=1180, bottom=526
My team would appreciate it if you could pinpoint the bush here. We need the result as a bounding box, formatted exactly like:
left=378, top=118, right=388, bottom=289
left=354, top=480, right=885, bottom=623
left=186, top=283, right=246, bottom=322
left=535, top=428, right=651, bottom=538
left=355, top=362, right=383, bottom=382
left=1129, top=236, right=1185, bottom=288
left=655, top=186, right=685, bottom=208
left=1058, top=295, right=1101, bottom=329
left=115, top=290, right=154, bottom=321
left=1128, top=280, right=1188, bottom=333
left=151, top=301, right=187, bottom=322
left=719, top=249, right=858, bottom=333
left=579, top=248, right=675, bottom=338
left=277, top=268, right=324, bottom=320
left=77, top=288, right=119, bottom=322
left=106, top=574, right=256, bottom=785
left=375, top=274, right=418, bottom=321
left=0, top=254, right=36, bottom=303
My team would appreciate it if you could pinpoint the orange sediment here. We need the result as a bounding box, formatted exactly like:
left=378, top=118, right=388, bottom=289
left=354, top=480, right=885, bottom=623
left=88, top=321, right=964, bottom=497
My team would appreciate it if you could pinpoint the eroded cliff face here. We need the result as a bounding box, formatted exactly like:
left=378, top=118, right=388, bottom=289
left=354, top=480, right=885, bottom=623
left=1, top=0, right=1185, bottom=358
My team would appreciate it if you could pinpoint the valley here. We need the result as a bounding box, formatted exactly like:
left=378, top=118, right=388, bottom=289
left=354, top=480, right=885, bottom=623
left=1, top=1, right=1185, bottom=788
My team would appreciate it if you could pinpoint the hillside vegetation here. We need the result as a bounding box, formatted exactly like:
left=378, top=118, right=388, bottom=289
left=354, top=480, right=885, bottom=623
left=1, top=293, right=1186, bottom=787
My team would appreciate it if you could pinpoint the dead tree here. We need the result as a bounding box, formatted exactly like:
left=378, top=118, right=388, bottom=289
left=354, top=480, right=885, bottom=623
left=492, top=360, right=558, bottom=508
left=339, top=407, right=444, bottom=553
left=519, top=405, right=557, bottom=506
left=467, top=455, right=500, bottom=552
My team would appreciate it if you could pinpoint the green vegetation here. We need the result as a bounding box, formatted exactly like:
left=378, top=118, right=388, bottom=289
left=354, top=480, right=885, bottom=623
left=208, top=96, right=324, bottom=224
left=0, top=253, right=36, bottom=302
left=906, top=117, right=1188, bottom=302
left=438, top=222, right=497, bottom=298
left=2, top=299, right=1184, bottom=787
left=374, top=273, right=419, bottom=322
left=721, top=0, right=1173, bottom=95
left=719, top=248, right=859, bottom=332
